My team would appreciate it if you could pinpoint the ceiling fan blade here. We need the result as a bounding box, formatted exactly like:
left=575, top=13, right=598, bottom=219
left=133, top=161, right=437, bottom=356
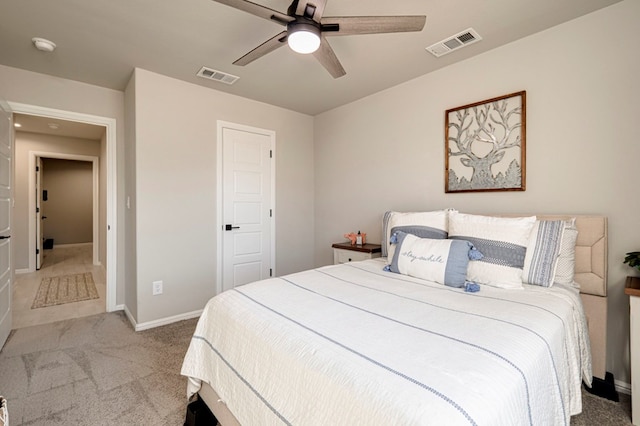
left=293, top=0, right=327, bottom=23
left=233, top=31, right=288, bottom=66
left=313, top=37, right=346, bottom=78
left=212, top=0, right=293, bottom=25
left=321, top=15, right=426, bottom=36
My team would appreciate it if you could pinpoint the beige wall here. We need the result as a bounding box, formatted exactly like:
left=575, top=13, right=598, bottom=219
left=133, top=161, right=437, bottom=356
left=127, top=68, right=315, bottom=325
left=0, top=65, right=126, bottom=304
left=41, top=158, right=93, bottom=245
left=314, top=0, right=639, bottom=386
left=13, top=132, right=100, bottom=269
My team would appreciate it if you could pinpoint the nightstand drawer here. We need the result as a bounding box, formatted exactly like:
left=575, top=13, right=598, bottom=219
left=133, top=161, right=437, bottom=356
left=334, top=249, right=373, bottom=264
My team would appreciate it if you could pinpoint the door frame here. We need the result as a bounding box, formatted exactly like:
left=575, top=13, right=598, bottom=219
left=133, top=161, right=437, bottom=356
left=36, top=156, right=42, bottom=269
left=9, top=102, right=118, bottom=312
left=30, top=152, right=100, bottom=268
left=216, top=120, right=276, bottom=295
left=0, top=98, right=14, bottom=349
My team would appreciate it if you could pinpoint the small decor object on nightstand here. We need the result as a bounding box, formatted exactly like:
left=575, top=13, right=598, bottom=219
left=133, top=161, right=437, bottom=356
left=344, top=231, right=367, bottom=246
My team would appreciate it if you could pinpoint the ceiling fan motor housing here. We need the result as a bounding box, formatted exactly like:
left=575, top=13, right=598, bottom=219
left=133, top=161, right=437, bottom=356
left=287, top=20, right=321, bottom=37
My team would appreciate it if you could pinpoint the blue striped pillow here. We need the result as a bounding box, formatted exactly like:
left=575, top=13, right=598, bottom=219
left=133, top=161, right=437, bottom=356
left=523, top=220, right=565, bottom=287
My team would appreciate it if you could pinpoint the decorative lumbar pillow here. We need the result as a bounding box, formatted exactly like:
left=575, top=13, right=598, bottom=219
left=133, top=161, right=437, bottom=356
left=522, top=220, right=565, bottom=287
left=553, top=219, right=578, bottom=286
left=448, top=212, right=536, bottom=289
left=381, top=210, right=450, bottom=259
left=387, top=231, right=482, bottom=288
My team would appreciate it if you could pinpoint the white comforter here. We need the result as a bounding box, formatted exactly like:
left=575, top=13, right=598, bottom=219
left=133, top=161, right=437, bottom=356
left=181, top=259, right=591, bottom=426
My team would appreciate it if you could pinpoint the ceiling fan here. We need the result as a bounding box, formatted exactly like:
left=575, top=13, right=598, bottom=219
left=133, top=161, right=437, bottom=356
left=212, top=0, right=426, bottom=78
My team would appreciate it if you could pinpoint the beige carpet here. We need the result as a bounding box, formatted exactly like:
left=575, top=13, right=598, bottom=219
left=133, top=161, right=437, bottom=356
left=0, top=311, right=633, bottom=425
left=0, top=312, right=197, bottom=425
left=32, top=272, right=99, bottom=309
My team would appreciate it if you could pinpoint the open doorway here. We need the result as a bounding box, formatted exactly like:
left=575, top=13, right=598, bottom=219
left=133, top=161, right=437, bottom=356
left=36, top=156, right=98, bottom=268
left=33, top=154, right=100, bottom=270
left=9, top=106, right=117, bottom=328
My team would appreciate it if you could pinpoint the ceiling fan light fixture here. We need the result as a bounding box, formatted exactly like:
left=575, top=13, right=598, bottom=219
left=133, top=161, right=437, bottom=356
left=287, top=22, right=321, bottom=54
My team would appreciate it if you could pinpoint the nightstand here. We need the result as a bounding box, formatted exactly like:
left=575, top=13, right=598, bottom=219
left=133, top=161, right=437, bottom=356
left=332, top=242, right=382, bottom=265
left=625, top=276, right=640, bottom=426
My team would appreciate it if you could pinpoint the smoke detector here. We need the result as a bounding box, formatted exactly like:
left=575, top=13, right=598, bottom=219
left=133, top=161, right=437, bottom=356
left=426, top=28, right=482, bottom=58
left=32, top=37, right=57, bottom=52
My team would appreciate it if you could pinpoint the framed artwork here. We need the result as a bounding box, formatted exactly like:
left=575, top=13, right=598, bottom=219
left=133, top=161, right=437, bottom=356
left=445, top=91, right=526, bottom=193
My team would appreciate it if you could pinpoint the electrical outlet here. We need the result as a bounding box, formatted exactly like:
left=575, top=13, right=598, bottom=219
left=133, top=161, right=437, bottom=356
left=152, top=280, right=163, bottom=295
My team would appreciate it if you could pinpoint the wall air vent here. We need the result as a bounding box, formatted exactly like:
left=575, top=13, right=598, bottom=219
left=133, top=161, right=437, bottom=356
left=196, top=66, right=240, bottom=85
left=426, top=28, right=482, bottom=58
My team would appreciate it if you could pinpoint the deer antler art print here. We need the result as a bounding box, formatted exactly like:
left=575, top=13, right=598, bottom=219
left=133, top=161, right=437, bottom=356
left=445, top=91, right=526, bottom=193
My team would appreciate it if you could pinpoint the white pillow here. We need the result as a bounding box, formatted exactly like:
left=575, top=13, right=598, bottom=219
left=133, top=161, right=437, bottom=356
left=448, top=212, right=536, bottom=289
left=553, top=219, right=578, bottom=285
left=381, top=210, right=449, bottom=259
left=522, top=220, right=565, bottom=287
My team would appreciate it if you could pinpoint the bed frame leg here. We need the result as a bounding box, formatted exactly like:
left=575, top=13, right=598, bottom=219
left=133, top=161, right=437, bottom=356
left=184, top=395, right=219, bottom=426
left=584, top=371, right=619, bottom=402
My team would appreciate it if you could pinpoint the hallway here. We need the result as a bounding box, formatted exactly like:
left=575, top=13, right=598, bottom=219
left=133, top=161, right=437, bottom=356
left=12, top=244, right=106, bottom=329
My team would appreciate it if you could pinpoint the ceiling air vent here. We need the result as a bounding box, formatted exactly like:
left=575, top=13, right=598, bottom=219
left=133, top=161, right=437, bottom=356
left=196, top=66, right=240, bottom=85
left=426, top=28, right=482, bottom=58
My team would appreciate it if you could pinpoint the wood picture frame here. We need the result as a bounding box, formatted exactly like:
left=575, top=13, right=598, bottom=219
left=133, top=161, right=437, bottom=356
left=445, top=91, right=526, bottom=193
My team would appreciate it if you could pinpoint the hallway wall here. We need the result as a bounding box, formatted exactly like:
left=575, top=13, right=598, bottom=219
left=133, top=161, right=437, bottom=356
left=42, top=158, right=93, bottom=245
left=14, top=131, right=100, bottom=270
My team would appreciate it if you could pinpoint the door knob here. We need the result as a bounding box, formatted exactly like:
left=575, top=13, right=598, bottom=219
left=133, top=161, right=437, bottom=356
left=225, top=224, right=240, bottom=231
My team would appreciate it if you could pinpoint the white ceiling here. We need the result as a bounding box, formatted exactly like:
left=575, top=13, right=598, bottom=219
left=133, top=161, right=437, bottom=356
left=13, top=113, right=105, bottom=140
left=0, top=0, right=621, bottom=116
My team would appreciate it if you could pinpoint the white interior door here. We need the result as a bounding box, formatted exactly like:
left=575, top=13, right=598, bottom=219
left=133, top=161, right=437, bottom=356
left=221, top=124, right=274, bottom=292
left=0, top=99, right=13, bottom=349
left=36, top=156, right=43, bottom=270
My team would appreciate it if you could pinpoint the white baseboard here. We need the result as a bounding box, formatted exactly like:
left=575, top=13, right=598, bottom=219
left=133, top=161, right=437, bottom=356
left=111, top=304, right=125, bottom=312
left=52, top=242, right=93, bottom=248
left=123, top=308, right=202, bottom=332
left=615, top=379, right=632, bottom=395
left=15, top=268, right=31, bottom=275
left=122, top=304, right=136, bottom=329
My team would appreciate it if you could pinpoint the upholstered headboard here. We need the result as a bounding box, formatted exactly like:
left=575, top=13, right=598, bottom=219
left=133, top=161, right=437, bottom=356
left=567, top=215, right=608, bottom=380
left=520, top=214, right=608, bottom=379
left=572, top=216, right=608, bottom=297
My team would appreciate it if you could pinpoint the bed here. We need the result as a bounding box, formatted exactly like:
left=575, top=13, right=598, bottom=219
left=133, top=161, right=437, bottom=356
left=181, top=213, right=608, bottom=425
